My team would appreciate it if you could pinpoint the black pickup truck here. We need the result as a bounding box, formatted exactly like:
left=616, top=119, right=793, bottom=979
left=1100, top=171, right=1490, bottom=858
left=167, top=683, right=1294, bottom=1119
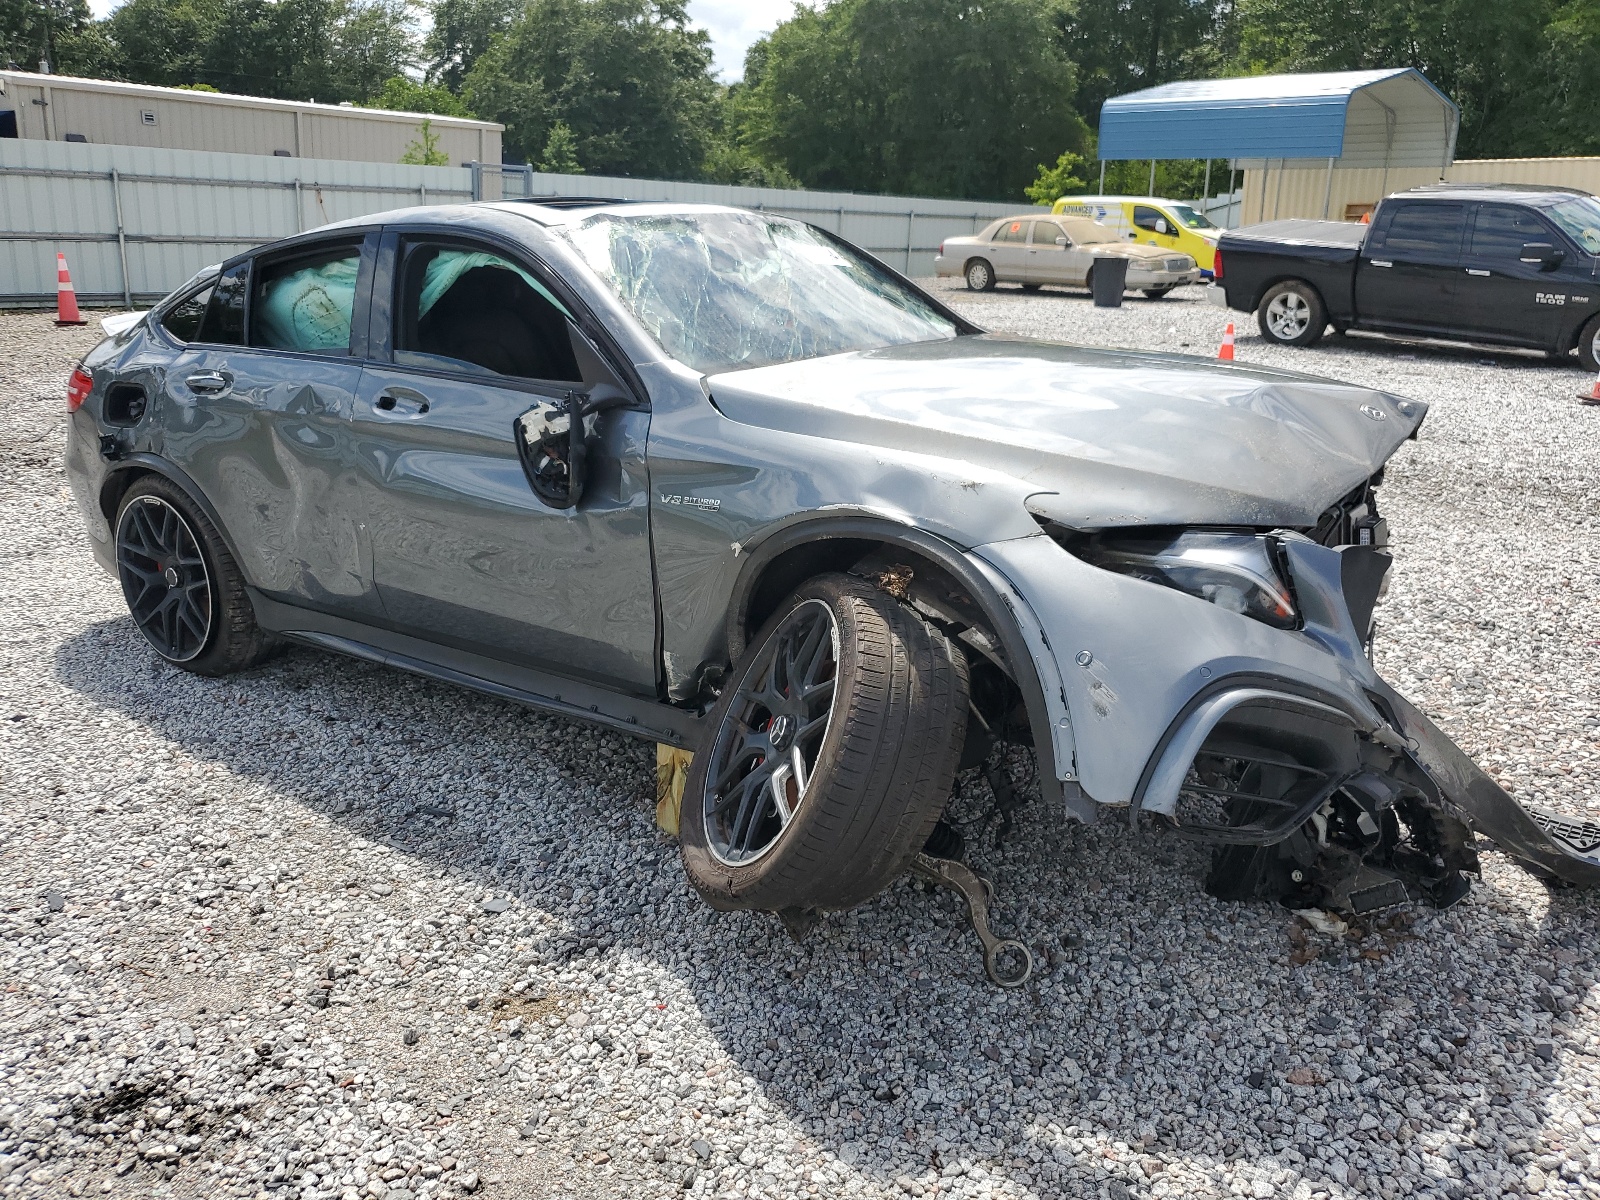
left=1210, top=184, right=1600, bottom=370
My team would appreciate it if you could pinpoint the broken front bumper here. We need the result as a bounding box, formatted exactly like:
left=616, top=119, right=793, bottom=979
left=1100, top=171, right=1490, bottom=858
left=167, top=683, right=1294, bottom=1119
left=971, top=531, right=1600, bottom=907
left=1375, top=681, right=1600, bottom=887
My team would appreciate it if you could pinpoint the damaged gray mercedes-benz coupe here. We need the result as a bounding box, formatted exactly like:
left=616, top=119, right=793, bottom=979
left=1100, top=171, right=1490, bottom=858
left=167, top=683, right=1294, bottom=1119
left=64, top=199, right=1600, bottom=985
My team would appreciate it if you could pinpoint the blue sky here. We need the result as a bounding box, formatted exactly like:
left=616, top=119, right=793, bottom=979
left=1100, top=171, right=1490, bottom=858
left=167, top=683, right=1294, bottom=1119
left=83, top=0, right=799, bottom=83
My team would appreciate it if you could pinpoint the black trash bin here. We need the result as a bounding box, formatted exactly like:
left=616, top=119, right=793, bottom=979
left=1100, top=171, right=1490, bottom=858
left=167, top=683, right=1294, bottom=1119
left=1090, top=255, right=1129, bottom=308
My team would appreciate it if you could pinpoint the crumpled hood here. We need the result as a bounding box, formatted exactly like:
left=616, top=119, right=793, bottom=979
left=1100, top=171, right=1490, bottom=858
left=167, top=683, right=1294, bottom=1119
left=706, top=334, right=1426, bottom=529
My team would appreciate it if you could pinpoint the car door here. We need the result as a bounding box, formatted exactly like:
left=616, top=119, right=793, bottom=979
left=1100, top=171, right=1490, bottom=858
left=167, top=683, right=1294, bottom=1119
left=351, top=231, right=657, bottom=694
left=1455, top=203, right=1574, bottom=348
left=1354, top=202, right=1466, bottom=332
left=1025, top=220, right=1074, bottom=285
left=165, top=234, right=383, bottom=618
left=987, top=219, right=1030, bottom=282
left=1130, top=204, right=1180, bottom=251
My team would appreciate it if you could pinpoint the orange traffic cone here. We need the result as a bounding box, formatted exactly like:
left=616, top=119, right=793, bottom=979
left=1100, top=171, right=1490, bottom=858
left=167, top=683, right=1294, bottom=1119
left=1581, top=368, right=1600, bottom=406
left=1218, top=322, right=1236, bottom=362
left=54, top=252, right=87, bottom=327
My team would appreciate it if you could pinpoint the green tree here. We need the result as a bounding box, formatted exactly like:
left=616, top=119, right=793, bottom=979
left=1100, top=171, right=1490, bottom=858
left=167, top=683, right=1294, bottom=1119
left=424, top=0, right=518, bottom=91
left=738, top=0, right=1089, bottom=202
left=1092, top=156, right=1219, bottom=199
left=1062, top=0, right=1231, bottom=129
left=536, top=118, right=582, bottom=172
left=101, top=0, right=415, bottom=103
left=100, top=0, right=219, bottom=87
left=1228, top=0, right=1556, bottom=158
left=2, top=0, right=119, bottom=75
left=701, top=69, right=799, bottom=187
left=1025, top=150, right=1089, bottom=204
left=399, top=115, right=449, bottom=163
left=326, top=0, right=415, bottom=103
left=368, top=72, right=470, bottom=115
left=1540, top=0, right=1600, bottom=154
left=463, top=0, right=717, bottom=177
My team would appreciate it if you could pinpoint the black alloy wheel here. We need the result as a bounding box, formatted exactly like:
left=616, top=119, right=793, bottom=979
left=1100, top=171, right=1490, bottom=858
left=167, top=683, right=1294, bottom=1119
left=680, top=573, right=969, bottom=915
left=702, top=598, right=840, bottom=867
left=116, top=494, right=214, bottom=662
left=113, top=475, right=276, bottom=676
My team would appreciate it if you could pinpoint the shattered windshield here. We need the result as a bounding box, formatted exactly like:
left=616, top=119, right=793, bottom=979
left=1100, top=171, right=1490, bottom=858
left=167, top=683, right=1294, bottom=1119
left=559, top=211, right=960, bottom=373
left=1545, top=196, right=1600, bottom=254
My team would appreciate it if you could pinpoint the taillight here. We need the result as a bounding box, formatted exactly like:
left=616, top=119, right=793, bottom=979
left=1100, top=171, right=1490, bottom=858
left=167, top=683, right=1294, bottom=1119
left=67, top=367, right=93, bottom=412
left=939, top=241, right=945, bottom=256
left=1212, top=248, right=1224, bottom=280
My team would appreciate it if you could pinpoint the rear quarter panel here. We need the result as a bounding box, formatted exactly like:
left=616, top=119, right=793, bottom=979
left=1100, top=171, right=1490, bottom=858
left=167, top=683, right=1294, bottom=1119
left=1219, top=223, right=1363, bottom=322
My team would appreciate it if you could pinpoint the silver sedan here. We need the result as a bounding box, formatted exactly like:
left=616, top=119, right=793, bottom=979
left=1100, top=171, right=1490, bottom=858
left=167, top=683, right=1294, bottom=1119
left=936, top=214, right=1201, bottom=297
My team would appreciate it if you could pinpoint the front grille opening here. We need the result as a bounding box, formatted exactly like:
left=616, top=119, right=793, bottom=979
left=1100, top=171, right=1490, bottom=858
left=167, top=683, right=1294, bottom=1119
left=1171, top=703, right=1361, bottom=844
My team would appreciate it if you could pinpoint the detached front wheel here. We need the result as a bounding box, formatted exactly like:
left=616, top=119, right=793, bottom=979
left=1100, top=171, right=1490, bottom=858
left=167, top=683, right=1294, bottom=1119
left=681, top=574, right=969, bottom=914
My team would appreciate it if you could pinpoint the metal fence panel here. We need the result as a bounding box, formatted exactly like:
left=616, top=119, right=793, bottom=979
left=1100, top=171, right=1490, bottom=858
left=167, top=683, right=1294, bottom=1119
left=0, top=140, right=473, bottom=306
left=2, top=141, right=1037, bottom=307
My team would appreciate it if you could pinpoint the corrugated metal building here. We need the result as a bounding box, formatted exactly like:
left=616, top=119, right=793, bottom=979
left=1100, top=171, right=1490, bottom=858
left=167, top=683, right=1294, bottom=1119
left=0, top=71, right=502, bottom=165
left=1240, top=157, right=1600, bottom=223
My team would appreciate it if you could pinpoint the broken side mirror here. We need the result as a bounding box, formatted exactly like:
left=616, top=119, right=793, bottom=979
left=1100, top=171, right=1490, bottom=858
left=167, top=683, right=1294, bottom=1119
left=515, top=391, right=588, bottom=509
left=1521, top=242, right=1564, bottom=271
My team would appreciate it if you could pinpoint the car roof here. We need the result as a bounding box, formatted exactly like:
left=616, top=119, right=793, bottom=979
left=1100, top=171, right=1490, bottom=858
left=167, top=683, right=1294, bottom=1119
left=1054, top=196, right=1198, bottom=207
left=1392, top=183, right=1595, bottom=205
left=487, top=198, right=756, bottom=226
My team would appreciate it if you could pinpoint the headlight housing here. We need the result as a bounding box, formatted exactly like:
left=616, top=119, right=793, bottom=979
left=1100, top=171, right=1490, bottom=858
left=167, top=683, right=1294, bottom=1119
left=1058, top=528, right=1299, bottom=629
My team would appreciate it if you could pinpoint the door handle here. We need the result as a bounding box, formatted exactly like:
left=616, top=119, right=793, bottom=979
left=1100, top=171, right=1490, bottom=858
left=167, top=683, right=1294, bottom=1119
left=1369, top=260, right=1393, bottom=268
left=186, top=371, right=231, bottom=395
left=1465, top=268, right=1491, bottom=277
left=374, top=388, right=430, bottom=416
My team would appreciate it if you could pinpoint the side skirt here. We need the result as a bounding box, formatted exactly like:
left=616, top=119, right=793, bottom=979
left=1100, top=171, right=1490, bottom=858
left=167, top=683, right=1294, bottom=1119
left=250, top=592, right=704, bottom=749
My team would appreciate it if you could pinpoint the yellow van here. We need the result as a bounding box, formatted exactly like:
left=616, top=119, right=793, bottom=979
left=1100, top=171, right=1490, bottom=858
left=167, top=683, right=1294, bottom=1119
left=1051, top=196, right=1222, bottom=278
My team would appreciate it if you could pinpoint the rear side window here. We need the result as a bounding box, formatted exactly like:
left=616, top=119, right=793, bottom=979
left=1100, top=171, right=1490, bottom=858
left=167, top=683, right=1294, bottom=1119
left=251, top=243, right=363, bottom=354
left=196, top=263, right=248, bottom=346
left=992, top=220, right=1027, bottom=244
left=393, top=241, right=581, bottom=382
left=161, top=284, right=214, bottom=343
left=1469, top=205, right=1555, bottom=258
left=1372, top=204, right=1466, bottom=258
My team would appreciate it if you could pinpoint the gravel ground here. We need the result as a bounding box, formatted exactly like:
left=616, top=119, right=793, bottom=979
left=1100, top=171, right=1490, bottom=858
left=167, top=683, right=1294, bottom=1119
left=2, top=288, right=1598, bottom=1200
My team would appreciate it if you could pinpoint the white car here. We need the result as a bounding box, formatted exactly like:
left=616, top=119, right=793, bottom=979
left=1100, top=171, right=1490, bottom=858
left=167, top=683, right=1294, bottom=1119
left=935, top=214, right=1202, bottom=297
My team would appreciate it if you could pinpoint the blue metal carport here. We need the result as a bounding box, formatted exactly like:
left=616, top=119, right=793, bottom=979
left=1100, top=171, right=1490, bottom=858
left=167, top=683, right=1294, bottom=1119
left=1096, top=69, right=1460, bottom=218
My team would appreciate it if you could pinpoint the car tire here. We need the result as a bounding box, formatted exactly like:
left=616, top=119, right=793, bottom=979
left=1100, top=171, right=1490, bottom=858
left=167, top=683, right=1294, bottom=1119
left=964, top=259, right=996, bottom=292
left=680, top=573, right=969, bottom=914
left=114, top=475, right=276, bottom=676
left=1578, top=312, right=1600, bottom=373
left=1257, top=280, right=1327, bottom=347
left=1142, top=287, right=1173, bottom=299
